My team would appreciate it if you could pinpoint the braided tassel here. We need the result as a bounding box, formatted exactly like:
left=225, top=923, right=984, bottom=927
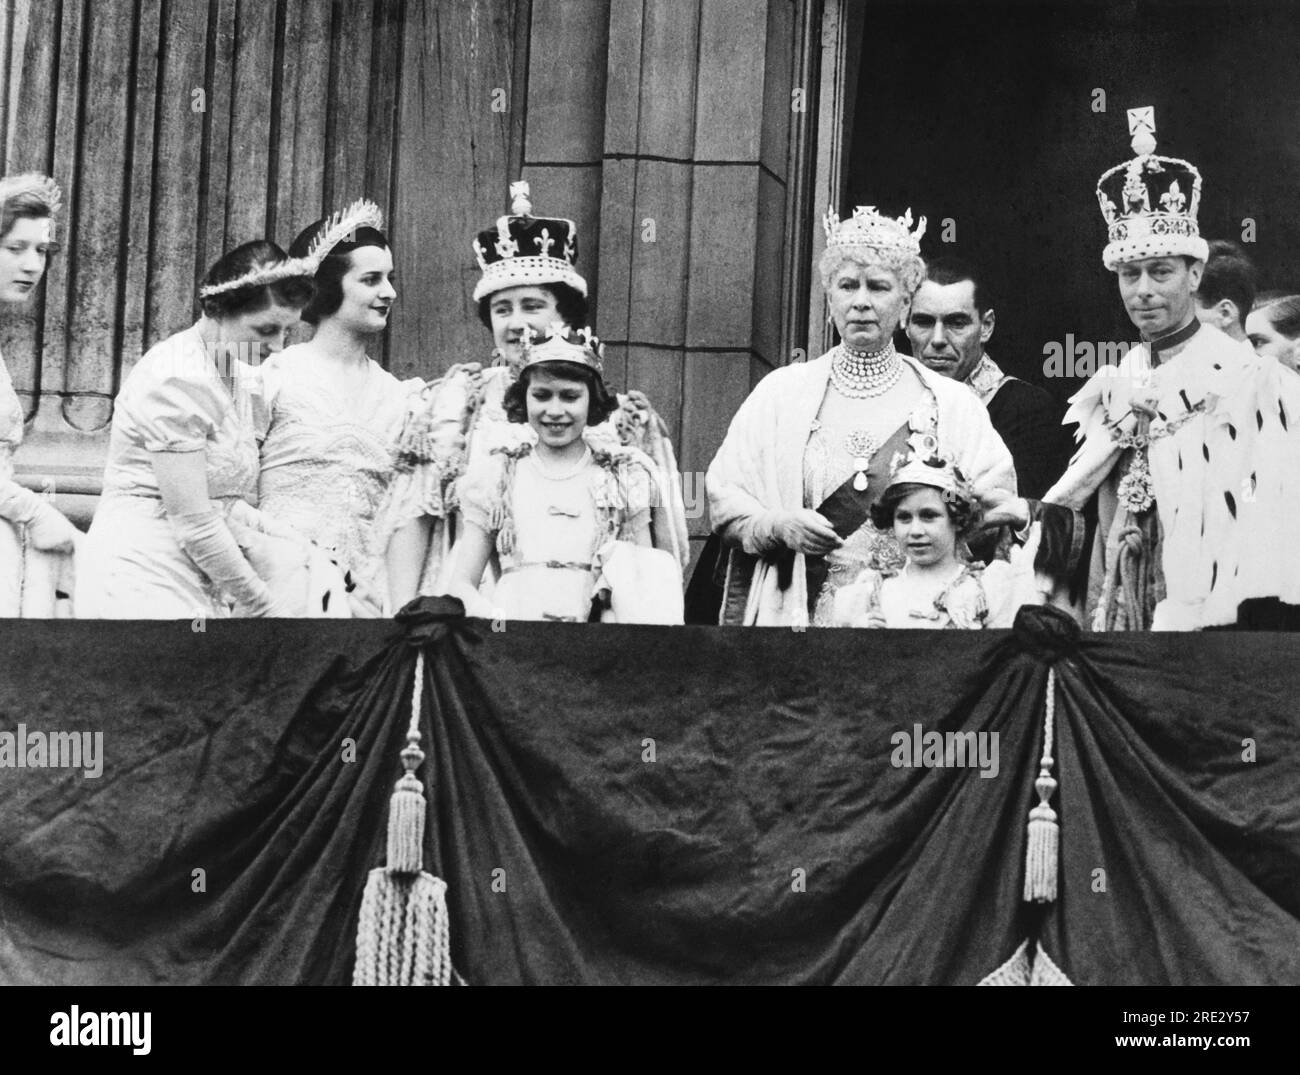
left=353, top=651, right=454, bottom=985
left=1024, top=666, right=1059, bottom=902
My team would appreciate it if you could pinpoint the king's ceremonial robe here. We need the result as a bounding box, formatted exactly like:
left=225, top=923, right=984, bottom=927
left=1041, top=322, right=1300, bottom=629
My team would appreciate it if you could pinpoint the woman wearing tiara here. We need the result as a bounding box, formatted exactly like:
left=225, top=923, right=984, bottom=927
left=379, top=181, right=689, bottom=609
left=706, top=203, right=1016, bottom=627
left=442, top=324, right=681, bottom=623
left=255, top=200, right=420, bottom=616
left=0, top=172, right=80, bottom=616
left=78, top=240, right=329, bottom=619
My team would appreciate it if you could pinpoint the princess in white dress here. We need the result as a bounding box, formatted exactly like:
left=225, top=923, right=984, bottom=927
left=78, top=240, right=336, bottom=618
left=442, top=325, right=682, bottom=624
left=255, top=200, right=422, bottom=616
left=832, top=454, right=1028, bottom=629
left=0, top=173, right=82, bottom=616
left=380, top=182, right=689, bottom=609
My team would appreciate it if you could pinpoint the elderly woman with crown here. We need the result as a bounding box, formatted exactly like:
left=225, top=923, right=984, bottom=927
left=0, top=172, right=80, bottom=615
left=377, top=182, right=689, bottom=611
left=985, top=109, right=1300, bottom=630
left=705, top=204, right=1016, bottom=627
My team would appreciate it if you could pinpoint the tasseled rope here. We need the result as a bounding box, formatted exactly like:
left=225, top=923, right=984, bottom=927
left=1024, top=666, right=1059, bottom=903
left=353, top=651, right=453, bottom=985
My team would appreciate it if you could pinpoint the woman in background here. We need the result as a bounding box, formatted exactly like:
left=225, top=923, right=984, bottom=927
left=78, top=240, right=323, bottom=618
left=0, top=173, right=81, bottom=616
left=1244, top=292, right=1300, bottom=372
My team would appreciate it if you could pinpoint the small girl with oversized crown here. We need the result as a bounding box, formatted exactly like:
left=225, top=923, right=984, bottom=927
left=831, top=453, right=1025, bottom=629
left=441, top=324, right=682, bottom=623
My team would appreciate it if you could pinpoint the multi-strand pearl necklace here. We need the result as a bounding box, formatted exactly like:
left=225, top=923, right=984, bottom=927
left=829, top=341, right=903, bottom=398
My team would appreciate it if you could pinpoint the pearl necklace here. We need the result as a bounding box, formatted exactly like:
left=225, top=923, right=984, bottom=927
left=829, top=341, right=903, bottom=398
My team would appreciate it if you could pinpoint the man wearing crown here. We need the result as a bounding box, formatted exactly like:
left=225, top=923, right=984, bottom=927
left=379, top=183, right=689, bottom=607
left=986, top=110, right=1300, bottom=630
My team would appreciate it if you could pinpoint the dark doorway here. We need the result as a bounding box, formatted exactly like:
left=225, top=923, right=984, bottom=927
left=848, top=0, right=1300, bottom=401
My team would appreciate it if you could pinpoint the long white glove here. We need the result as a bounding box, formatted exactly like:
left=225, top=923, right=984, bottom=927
left=0, top=480, right=81, bottom=552
left=169, top=508, right=292, bottom=617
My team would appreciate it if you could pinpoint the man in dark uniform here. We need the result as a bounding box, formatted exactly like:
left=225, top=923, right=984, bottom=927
left=906, top=256, right=1074, bottom=499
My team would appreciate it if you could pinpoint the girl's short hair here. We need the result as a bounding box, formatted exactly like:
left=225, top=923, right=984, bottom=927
left=502, top=360, right=618, bottom=427
left=288, top=223, right=389, bottom=325
left=476, top=281, right=588, bottom=332
left=198, top=240, right=315, bottom=319
left=870, top=481, right=982, bottom=537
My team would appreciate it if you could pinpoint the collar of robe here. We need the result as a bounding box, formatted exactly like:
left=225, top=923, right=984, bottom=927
left=1146, top=317, right=1201, bottom=364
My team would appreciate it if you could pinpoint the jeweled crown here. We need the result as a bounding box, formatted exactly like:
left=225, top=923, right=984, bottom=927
left=823, top=204, right=926, bottom=257
left=887, top=450, right=976, bottom=506
left=472, top=181, right=586, bottom=302
left=1096, top=107, right=1208, bottom=271
left=518, top=319, right=604, bottom=374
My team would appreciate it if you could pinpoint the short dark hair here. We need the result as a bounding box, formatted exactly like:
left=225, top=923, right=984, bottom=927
left=869, top=481, right=982, bottom=538
left=288, top=223, right=389, bottom=325
left=0, top=188, right=57, bottom=244
left=476, top=281, right=588, bottom=333
left=1253, top=293, right=1300, bottom=341
left=923, top=255, right=990, bottom=315
left=198, top=239, right=315, bottom=319
left=502, top=360, right=618, bottom=427
left=1197, top=239, right=1257, bottom=330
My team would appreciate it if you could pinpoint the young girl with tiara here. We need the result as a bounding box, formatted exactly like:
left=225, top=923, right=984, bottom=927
left=442, top=324, right=682, bottom=623
left=832, top=453, right=1028, bottom=629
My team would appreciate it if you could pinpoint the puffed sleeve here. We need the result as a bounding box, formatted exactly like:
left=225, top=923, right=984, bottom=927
left=124, top=351, right=226, bottom=453
left=389, top=364, right=484, bottom=520
left=456, top=449, right=508, bottom=534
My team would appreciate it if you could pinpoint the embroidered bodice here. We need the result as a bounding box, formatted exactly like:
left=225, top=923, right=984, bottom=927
left=457, top=439, right=656, bottom=621
left=257, top=346, right=418, bottom=576
left=834, top=559, right=1018, bottom=629
left=100, top=325, right=260, bottom=502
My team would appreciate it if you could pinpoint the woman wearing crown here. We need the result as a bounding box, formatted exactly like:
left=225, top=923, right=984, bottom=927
left=706, top=204, right=1016, bottom=627
left=440, top=324, right=680, bottom=623
left=0, top=173, right=80, bottom=616
left=253, top=200, right=423, bottom=616
left=378, top=182, right=689, bottom=610
left=77, top=239, right=335, bottom=618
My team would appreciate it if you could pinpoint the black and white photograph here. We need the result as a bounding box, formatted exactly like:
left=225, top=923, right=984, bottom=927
left=0, top=0, right=1296, bottom=1032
